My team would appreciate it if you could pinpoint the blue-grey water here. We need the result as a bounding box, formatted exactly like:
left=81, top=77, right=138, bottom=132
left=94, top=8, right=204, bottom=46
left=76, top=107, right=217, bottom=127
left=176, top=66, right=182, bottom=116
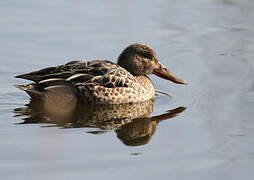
left=1, top=0, right=254, bottom=179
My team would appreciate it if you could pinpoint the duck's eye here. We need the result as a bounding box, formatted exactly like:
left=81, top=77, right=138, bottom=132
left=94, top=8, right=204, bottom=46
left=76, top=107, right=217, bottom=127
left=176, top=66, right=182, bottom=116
left=142, top=52, right=153, bottom=59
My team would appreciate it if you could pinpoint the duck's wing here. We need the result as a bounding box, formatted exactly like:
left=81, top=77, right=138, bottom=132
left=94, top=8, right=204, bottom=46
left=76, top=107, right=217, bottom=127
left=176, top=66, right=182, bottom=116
left=16, top=60, right=135, bottom=89
left=15, top=60, right=118, bottom=83
left=86, top=68, right=134, bottom=88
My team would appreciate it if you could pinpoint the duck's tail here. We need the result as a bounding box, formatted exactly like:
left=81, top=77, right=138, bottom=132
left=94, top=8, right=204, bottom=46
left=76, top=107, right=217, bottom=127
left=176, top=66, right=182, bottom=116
left=15, top=84, right=44, bottom=100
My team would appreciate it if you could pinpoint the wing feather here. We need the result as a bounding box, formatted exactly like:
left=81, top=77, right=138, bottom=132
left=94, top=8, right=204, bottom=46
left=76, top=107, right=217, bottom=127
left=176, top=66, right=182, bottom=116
left=16, top=60, right=134, bottom=92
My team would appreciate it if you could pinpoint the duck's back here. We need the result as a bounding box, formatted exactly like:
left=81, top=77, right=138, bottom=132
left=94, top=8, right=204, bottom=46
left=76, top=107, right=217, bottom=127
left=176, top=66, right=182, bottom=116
left=16, top=60, right=118, bottom=82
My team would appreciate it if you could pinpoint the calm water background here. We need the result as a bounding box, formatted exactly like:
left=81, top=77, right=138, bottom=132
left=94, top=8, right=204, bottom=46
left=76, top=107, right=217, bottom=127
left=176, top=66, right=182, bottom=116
left=1, top=0, right=254, bottom=179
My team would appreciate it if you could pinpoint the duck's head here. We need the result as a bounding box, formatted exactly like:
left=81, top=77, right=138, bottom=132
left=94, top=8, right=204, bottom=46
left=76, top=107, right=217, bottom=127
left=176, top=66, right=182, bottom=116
left=117, top=43, right=187, bottom=85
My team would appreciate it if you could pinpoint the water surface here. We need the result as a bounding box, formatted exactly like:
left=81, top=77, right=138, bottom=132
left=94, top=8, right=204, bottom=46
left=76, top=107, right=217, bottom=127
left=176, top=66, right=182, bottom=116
left=0, top=0, right=254, bottom=179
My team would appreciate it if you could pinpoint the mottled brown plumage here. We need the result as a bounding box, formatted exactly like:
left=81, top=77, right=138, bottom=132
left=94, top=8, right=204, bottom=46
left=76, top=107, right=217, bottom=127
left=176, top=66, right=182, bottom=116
left=16, top=43, right=187, bottom=104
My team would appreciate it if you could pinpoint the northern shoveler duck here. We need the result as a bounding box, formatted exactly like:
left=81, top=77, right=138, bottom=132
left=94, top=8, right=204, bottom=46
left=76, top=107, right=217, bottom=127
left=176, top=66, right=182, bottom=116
left=15, top=43, right=187, bottom=104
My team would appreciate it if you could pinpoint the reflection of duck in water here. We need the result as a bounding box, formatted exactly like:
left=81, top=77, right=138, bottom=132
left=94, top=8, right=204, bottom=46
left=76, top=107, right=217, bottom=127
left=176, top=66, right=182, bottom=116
left=14, top=99, right=186, bottom=146
left=116, top=106, right=186, bottom=146
left=15, top=43, right=187, bottom=104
